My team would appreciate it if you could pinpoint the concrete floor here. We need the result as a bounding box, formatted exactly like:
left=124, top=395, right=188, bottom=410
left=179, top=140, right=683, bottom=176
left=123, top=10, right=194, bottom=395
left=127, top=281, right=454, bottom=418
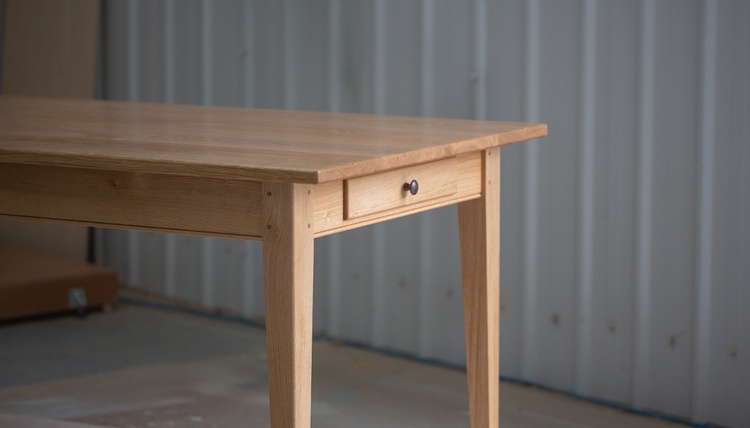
left=0, top=303, right=684, bottom=428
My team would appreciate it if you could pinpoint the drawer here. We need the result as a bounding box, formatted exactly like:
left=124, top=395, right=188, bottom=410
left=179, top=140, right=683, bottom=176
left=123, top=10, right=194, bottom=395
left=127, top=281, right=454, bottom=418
left=344, top=157, right=458, bottom=220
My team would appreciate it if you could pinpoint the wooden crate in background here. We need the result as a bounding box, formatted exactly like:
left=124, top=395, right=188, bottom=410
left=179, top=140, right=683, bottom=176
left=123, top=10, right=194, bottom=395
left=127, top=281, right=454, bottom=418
left=0, top=0, right=118, bottom=319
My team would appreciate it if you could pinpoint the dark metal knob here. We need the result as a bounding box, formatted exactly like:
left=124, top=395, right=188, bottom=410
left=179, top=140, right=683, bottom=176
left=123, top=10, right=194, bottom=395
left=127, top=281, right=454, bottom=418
left=403, top=179, right=419, bottom=195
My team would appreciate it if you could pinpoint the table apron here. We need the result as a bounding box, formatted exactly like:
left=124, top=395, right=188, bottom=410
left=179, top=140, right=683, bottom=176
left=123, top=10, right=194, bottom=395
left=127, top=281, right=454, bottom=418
left=1, top=150, right=485, bottom=240
left=312, top=151, right=483, bottom=237
left=0, top=162, right=264, bottom=239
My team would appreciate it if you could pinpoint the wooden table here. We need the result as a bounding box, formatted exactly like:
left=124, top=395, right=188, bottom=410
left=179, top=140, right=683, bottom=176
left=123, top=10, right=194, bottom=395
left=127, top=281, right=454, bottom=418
left=0, top=96, right=547, bottom=428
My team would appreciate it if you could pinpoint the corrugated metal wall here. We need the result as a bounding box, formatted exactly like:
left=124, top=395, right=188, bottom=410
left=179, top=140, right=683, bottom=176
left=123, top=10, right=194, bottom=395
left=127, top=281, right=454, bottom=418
left=97, top=1, right=750, bottom=426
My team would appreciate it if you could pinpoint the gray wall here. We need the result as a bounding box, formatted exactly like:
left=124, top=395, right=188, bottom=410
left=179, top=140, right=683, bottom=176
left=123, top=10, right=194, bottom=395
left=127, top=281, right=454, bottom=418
left=98, top=1, right=750, bottom=426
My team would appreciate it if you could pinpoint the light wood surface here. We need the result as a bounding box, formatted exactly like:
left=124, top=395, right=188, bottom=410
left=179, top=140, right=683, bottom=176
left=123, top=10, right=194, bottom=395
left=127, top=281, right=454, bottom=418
left=0, top=245, right=117, bottom=320
left=262, top=182, right=315, bottom=427
left=458, top=148, right=501, bottom=428
left=313, top=151, right=482, bottom=237
left=344, top=156, right=458, bottom=219
left=0, top=152, right=482, bottom=240
left=0, top=163, right=263, bottom=239
left=0, top=220, right=89, bottom=262
left=0, top=96, right=546, bottom=184
left=1, top=0, right=99, bottom=99
left=1, top=0, right=100, bottom=263
left=0, top=96, right=547, bottom=427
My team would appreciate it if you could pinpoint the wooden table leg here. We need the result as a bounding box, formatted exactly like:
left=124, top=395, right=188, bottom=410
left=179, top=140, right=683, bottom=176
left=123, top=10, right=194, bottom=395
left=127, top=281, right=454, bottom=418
left=262, top=182, right=315, bottom=428
left=458, top=148, right=500, bottom=428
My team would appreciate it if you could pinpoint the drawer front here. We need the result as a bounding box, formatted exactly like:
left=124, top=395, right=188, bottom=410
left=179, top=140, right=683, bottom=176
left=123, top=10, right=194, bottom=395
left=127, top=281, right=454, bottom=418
left=344, top=157, right=458, bottom=220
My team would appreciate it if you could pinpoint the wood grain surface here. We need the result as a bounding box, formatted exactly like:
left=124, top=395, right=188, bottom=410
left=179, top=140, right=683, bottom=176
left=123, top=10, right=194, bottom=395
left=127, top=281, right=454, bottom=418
left=1, top=0, right=99, bottom=99
left=312, top=152, right=483, bottom=237
left=262, top=182, right=315, bottom=427
left=0, top=0, right=100, bottom=262
left=0, top=245, right=117, bottom=320
left=458, top=148, right=501, bottom=428
left=0, top=163, right=263, bottom=238
left=344, top=156, right=458, bottom=219
left=0, top=96, right=547, bottom=184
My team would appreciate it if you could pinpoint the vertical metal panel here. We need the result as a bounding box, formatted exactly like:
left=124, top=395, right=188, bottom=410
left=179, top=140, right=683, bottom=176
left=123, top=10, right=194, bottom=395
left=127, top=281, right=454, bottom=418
left=284, top=0, right=330, bottom=111
left=136, top=1, right=165, bottom=103
left=739, top=9, right=750, bottom=428
left=382, top=1, right=421, bottom=116
left=211, top=238, right=248, bottom=315
left=648, top=2, right=701, bottom=417
left=98, top=0, right=750, bottom=425
left=739, top=40, right=750, bottom=428
left=172, top=1, right=201, bottom=104
left=207, top=0, right=245, bottom=107
left=253, top=1, right=284, bottom=109
left=172, top=235, right=203, bottom=303
left=430, top=1, right=472, bottom=119
left=705, top=2, right=750, bottom=426
left=102, top=0, right=129, bottom=101
left=633, top=0, right=656, bottom=410
left=334, top=228, right=375, bottom=341
left=534, top=0, right=582, bottom=391
left=471, top=0, right=488, bottom=122
left=487, top=0, right=527, bottom=377
left=338, top=1, right=375, bottom=114
left=574, top=0, right=596, bottom=397
left=692, top=0, right=717, bottom=421
left=520, top=0, right=541, bottom=383
left=590, top=0, right=639, bottom=406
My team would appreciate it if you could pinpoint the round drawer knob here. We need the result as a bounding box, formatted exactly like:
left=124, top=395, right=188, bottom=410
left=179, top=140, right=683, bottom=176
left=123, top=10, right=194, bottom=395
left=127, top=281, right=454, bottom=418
left=403, top=179, right=419, bottom=195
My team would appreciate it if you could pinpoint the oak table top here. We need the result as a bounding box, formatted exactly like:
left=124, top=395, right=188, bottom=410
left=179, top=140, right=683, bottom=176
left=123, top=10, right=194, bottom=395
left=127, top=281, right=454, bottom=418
left=0, top=96, right=547, bottom=183
left=0, top=95, right=548, bottom=428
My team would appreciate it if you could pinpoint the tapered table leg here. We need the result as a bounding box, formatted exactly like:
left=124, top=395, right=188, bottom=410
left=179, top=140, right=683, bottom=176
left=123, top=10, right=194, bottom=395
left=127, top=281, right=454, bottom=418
left=458, top=148, right=500, bottom=428
left=262, top=182, right=315, bottom=428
